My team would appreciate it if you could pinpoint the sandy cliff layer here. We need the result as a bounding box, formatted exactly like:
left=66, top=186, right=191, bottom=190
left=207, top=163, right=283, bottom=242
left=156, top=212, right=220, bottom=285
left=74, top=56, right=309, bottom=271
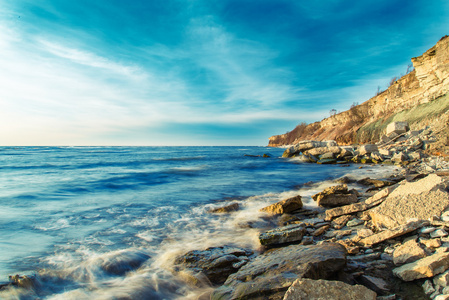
left=269, top=35, right=449, bottom=147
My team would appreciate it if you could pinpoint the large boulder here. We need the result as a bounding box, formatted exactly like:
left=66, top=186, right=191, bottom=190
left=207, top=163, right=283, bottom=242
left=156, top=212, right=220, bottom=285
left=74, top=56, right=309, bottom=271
left=283, top=278, right=376, bottom=300
left=386, top=122, right=409, bottom=136
left=259, top=223, right=306, bottom=246
left=282, top=141, right=335, bottom=158
left=358, top=144, right=378, bottom=156
left=369, top=174, right=449, bottom=229
left=209, top=203, right=239, bottom=213
left=99, top=249, right=150, bottom=276
left=304, top=146, right=341, bottom=157
left=260, top=195, right=303, bottom=215
left=211, top=243, right=347, bottom=300
left=173, top=246, right=254, bottom=286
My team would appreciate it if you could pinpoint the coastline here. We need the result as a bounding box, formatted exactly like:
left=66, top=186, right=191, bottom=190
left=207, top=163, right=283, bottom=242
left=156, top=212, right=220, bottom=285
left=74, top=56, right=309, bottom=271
left=2, top=139, right=449, bottom=299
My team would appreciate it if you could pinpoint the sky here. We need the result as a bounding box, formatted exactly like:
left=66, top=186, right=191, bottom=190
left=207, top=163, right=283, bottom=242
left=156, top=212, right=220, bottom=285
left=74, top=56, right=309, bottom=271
left=0, top=1, right=448, bottom=146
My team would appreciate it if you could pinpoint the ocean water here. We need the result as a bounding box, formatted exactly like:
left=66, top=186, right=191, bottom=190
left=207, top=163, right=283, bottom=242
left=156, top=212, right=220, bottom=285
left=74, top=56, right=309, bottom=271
left=0, top=146, right=396, bottom=299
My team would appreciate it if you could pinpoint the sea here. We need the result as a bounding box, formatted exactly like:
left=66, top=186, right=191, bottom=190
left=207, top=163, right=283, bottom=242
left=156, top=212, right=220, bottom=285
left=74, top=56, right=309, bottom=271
left=0, top=146, right=397, bottom=299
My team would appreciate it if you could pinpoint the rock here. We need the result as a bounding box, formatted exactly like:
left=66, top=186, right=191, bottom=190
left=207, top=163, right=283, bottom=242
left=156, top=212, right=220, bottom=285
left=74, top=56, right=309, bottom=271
left=325, top=187, right=394, bottom=221
left=392, top=152, right=409, bottom=163
left=332, top=215, right=353, bottom=229
left=211, top=243, right=347, bottom=300
left=423, top=279, right=436, bottom=295
left=259, top=223, right=306, bottom=246
left=358, top=275, right=390, bottom=295
left=358, top=228, right=374, bottom=238
left=359, top=144, right=378, bottom=156
left=357, top=178, right=396, bottom=188
left=386, top=122, right=409, bottom=136
left=8, top=274, right=35, bottom=289
left=317, top=158, right=337, bottom=164
left=320, top=152, right=335, bottom=159
left=442, top=211, right=449, bottom=222
left=392, top=239, right=427, bottom=265
left=260, top=195, right=303, bottom=215
left=283, top=278, right=377, bottom=300
left=359, top=220, right=425, bottom=247
left=379, top=149, right=391, bottom=156
left=421, top=238, right=442, bottom=249
left=312, top=185, right=358, bottom=207
left=435, top=295, right=449, bottom=300
left=173, top=246, right=253, bottom=286
left=434, top=270, right=449, bottom=288
left=282, top=141, right=336, bottom=157
left=369, top=174, right=449, bottom=229
left=346, top=219, right=364, bottom=227
left=393, top=252, right=449, bottom=281
left=305, top=146, right=341, bottom=157
left=432, top=229, right=449, bottom=238
left=209, top=203, right=239, bottom=213
left=312, top=225, right=330, bottom=237
left=100, top=249, right=150, bottom=276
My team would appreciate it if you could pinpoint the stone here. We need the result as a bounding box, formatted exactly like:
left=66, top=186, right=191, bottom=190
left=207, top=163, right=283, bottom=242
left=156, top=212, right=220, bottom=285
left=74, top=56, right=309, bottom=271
left=420, top=227, right=437, bottom=234
left=317, top=158, right=337, bottom=164
left=442, top=211, right=449, bottom=222
left=369, top=174, right=449, bottom=229
left=173, top=246, right=253, bottom=285
left=434, top=270, right=449, bottom=288
left=421, top=238, right=443, bottom=248
left=317, top=193, right=358, bottom=207
left=392, top=152, right=409, bottom=163
left=100, top=249, right=150, bottom=276
left=260, top=195, right=303, bottom=215
left=358, top=275, right=390, bottom=295
left=282, top=141, right=337, bottom=158
left=359, top=220, right=425, bottom=247
left=259, top=223, right=306, bottom=246
left=346, top=219, right=364, bottom=227
left=8, top=274, right=35, bottom=289
left=386, top=122, right=409, bottom=136
left=312, top=225, right=330, bottom=237
left=332, top=215, right=353, bottom=229
left=325, top=187, right=394, bottom=221
left=320, top=152, right=334, bottom=159
left=209, top=203, right=239, bottom=213
left=359, top=144, right=378, bottom=156
left=379, top=148, right=391, bottom=156
left=358, top=228, right=374, bottom=238
left=432, top=229, right=449, bottom=238
left=283, top=278, right=377, bottom=300
left=305, top=146, right=341, bottom=157
left=211, top=243, right=347, bottom=300
left=423, top=279, right=436, bottom=295
left=392, top=239, right=427, bottom=265
left=435, top=295, right=449, bottom=300
left=393, top=252, right=449, bottom=281
left=357, top=178, right=396, bottom=188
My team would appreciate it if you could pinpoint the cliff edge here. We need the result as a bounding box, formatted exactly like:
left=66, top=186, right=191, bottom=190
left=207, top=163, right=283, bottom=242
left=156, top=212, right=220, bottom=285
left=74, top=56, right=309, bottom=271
left=269, top=36, right=449, bottom=149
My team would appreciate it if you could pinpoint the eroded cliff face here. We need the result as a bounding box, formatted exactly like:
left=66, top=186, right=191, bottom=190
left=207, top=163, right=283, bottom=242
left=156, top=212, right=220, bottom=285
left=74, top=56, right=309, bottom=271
left=269, top=35, right=449, bottom=147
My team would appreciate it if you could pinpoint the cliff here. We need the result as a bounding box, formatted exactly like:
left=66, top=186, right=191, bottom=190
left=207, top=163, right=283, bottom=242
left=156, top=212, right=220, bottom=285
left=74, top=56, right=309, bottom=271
left=269, top=35, right=449, bottom=147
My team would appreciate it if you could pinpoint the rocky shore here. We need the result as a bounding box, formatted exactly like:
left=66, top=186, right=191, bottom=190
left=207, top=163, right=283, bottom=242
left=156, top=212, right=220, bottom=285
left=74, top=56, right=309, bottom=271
left=170, top=122, right=449, bottom=299
left=3, top=123, right=449, bottom=299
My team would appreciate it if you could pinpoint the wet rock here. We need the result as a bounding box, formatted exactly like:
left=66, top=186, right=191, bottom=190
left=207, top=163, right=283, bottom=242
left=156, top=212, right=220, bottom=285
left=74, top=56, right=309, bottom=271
left=392, top=239, right=427, bottom=265
left=317, top=158, right=337, bottom=164
left=8, top=274, right=35, bottom=289
left=370, top=174, right=449, bottom=229
left=260, top=195, right=303, bottom=215
left=393, top=252, right=449, bottom=281
left=211, top=243, right=347, bottom=300
left=100, top=250, right=150, bottom=276
left=209, top=203, right=239, bottom=213
left=173, top=246, right=254, bottom=286
left=259, top=223, right=306, bottom=246
left=283, top=278, right=377, bottom=300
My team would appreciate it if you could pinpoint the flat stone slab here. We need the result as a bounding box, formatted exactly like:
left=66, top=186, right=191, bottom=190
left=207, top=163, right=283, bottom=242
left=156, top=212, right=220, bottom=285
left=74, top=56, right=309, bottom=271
left=358, top=220, right=425, bottom=247
left=259, top=223, right=306, bottom=246
left=369, top=174, right=449, bottom=229
left=393, top=252, right=449, bottom=281
left=283, top=278, right=377, bottom=300
left=393, top=239, right=427, bottom=265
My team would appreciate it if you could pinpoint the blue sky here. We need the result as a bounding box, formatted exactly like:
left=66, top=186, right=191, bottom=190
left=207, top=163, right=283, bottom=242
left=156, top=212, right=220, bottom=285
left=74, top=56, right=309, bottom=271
left=0, top=0, right=448, bottom=146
